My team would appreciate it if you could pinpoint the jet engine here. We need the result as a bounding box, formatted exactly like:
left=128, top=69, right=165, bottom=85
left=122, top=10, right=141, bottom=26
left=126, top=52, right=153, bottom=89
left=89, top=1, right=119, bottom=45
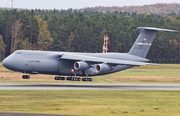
left=74, top=61, right=90, bottom=70
left=96, top=63, right=111, bottom=73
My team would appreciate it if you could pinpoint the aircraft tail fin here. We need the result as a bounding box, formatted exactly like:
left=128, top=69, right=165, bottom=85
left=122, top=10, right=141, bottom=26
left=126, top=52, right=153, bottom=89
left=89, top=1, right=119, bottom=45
left=128, top=27, right=178, bottom=58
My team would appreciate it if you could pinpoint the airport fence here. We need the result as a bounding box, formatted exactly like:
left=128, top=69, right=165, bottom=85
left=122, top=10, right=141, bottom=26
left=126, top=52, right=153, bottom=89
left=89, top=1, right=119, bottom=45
left=149, top=59, right=180, bottom=64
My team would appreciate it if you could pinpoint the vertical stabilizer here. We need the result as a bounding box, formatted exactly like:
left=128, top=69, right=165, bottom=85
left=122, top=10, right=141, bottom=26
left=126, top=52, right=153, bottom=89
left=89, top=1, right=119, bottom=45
left=128, top=27, right=178, bottom=58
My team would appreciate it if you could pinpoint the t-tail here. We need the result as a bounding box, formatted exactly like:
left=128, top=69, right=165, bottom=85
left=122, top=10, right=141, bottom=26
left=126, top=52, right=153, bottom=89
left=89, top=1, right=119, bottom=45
left=128, top=27, right=178, bottom=58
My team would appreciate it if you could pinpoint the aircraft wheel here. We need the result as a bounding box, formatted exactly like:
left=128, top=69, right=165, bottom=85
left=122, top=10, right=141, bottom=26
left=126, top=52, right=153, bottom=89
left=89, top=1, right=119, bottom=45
left=82, top=78, right=88, bottom=82
left=61, top=77, right=65, bottom=80
left=22, top=75, right=25, bottom=79
left=72, top=78, right=76, bottom=81
left=66, top=77, right=69, bottom=80
left=57, top=77, right=61, bottom=80
left=88, top=78, right=93, bottom=82
left=66, top=77, right=72, bottom=81
left=55, top=77, right=60, bottom=80
left=75, top=78, right=80, bottom=81
left=27, top=75, right=30, bottom=79
left=77, top=78, right=81, bottom=81
left=22, top=75, right=30, bottom=79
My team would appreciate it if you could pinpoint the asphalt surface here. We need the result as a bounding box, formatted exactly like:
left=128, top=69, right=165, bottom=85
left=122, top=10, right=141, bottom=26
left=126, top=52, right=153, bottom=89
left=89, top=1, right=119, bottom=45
left=0, top=113, right=74, bottom=116
left=0, top=83, right=180, bottom=90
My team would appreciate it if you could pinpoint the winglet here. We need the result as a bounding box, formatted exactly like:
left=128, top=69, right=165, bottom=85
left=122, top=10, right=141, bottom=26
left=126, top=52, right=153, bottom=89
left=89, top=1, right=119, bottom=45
left=137, top=27, right=178, bottom=32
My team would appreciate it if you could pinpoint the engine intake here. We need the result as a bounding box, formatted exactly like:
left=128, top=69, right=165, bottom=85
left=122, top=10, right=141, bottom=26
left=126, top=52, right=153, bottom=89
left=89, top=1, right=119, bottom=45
left=74, top=61, right=90, bottom=70
left=96, top=63, right=111, bottom=73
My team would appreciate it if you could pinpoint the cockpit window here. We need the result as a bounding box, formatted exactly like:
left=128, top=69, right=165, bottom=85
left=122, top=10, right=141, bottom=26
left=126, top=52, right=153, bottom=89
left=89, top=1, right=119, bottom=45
left=15, top=52, right=21, bottom=54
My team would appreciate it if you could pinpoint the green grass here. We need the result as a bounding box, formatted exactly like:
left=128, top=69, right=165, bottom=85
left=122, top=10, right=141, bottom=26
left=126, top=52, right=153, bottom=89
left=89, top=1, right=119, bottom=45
left=104, top=64, right=180, bottom=77
left=0, top=90, right=180, bottom=116
left=104, top=69, right=180, bottom=77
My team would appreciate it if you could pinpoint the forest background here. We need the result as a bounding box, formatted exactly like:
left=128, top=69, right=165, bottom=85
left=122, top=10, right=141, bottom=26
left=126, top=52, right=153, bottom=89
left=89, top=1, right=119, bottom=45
left=0, top=3, right=180, bottom=61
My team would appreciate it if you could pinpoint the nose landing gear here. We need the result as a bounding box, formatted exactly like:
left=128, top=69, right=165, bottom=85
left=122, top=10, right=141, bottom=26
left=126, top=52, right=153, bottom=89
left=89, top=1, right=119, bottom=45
left=22, top=71, right=30, bottom=79
left=22, top=75, right=30, bottom=79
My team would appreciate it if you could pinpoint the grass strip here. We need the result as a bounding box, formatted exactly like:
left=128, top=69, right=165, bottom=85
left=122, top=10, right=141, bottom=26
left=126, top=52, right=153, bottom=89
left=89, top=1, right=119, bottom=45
left=0, top=90, right=180, bottom=116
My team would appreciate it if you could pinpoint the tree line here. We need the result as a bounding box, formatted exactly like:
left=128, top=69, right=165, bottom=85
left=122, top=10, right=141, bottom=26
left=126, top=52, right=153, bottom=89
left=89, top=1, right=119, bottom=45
left=0, top=8, right=180, bottom=61
left=82, top=3, right=180, bottom=14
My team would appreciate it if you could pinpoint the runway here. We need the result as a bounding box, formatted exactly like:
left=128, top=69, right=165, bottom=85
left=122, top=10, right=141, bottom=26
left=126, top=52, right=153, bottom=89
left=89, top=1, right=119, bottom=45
left=0, top=83, right=180, bottom=90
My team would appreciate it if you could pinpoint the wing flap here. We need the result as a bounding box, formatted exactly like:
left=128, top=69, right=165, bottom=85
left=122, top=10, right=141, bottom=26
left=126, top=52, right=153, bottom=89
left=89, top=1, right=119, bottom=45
left=61, top=53, right=158, bottom=66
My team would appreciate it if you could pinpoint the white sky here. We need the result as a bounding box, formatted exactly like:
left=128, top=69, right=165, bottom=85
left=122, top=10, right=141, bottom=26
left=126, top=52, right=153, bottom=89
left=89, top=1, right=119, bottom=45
left=0, top=0, right=179, bottom=10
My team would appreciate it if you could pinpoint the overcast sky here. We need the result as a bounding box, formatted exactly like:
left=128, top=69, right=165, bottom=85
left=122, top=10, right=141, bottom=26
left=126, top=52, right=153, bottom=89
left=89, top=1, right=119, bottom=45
left=0, top=0, right=179, bottom=10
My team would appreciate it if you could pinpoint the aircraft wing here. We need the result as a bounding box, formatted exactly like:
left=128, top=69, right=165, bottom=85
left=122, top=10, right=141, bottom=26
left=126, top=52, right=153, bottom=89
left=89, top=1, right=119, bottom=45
left=60, top=53, right=158, bottom=66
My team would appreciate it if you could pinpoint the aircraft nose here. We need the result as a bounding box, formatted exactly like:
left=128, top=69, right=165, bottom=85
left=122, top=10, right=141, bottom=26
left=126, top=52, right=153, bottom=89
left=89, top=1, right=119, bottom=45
left=2, top=55, right=23, bottom=71
left=2, top=58, right=11, bottom=69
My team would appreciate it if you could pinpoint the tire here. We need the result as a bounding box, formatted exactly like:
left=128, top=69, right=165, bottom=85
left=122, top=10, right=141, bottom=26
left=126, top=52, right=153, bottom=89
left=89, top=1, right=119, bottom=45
left=22, top=75, right=30, bottom=79
left=88, top=78, right=93, bottom=82
left=66, top=77, right=69, bottom=80
left=27, top=75, right=30, bottom=79
left=22, top=75, right=25, bottom=79
left=57, top=77, right=61, bottom=80
left=72, top=78, right=76, bottom=81
left=61, top=77, right=65, bottom=80
left=77, top=78, right=81, bottom=81
left=82, top=78, right=88, bottom=82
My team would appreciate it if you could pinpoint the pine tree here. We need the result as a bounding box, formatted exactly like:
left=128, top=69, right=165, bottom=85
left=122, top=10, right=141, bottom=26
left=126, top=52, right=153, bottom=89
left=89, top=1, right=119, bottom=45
left=35, top=15, right=53, bottom=50
left=67, top=32, right=74, bottom=52
left=28, top=10, right=39, bottom=50
left=11, top=20, right=24, bottom=53
left=0, top=35, right=6, bottom=61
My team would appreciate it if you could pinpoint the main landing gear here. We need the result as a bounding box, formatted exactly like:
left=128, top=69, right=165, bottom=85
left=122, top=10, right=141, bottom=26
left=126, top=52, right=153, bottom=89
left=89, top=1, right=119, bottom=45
left=54, top=76, right=93, bottom=82
left=55, top=77, right=65, bottom=80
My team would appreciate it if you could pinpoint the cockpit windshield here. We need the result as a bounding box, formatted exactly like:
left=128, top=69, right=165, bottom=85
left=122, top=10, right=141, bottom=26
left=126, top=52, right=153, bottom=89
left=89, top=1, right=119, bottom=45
left=15, top=52, right=21, bottom=54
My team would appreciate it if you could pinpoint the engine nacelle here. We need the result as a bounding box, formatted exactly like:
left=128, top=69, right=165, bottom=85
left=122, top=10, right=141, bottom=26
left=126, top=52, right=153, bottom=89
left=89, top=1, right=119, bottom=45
left=96, top=63, right=111, bottom=73
left=74, top=61, right=90, bottom=70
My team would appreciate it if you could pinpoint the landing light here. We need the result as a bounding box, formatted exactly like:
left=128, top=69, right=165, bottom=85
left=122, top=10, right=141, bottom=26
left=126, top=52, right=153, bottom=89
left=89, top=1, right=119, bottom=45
left=71, top=69, right=74, bottom=72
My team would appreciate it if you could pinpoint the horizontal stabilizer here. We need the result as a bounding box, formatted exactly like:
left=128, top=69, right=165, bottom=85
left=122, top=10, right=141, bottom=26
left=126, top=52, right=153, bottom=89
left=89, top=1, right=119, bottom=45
left=137, top=27, right=178, bottom=32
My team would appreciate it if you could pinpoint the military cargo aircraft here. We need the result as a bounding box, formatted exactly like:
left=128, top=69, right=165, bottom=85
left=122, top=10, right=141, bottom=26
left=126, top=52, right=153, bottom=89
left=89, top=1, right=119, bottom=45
left=2, top=27, right=178, bottom=82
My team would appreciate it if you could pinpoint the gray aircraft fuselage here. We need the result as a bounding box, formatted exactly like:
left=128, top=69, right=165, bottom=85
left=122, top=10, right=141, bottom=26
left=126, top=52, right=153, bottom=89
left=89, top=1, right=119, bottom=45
left=2, top=50, right=148, bottom=76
